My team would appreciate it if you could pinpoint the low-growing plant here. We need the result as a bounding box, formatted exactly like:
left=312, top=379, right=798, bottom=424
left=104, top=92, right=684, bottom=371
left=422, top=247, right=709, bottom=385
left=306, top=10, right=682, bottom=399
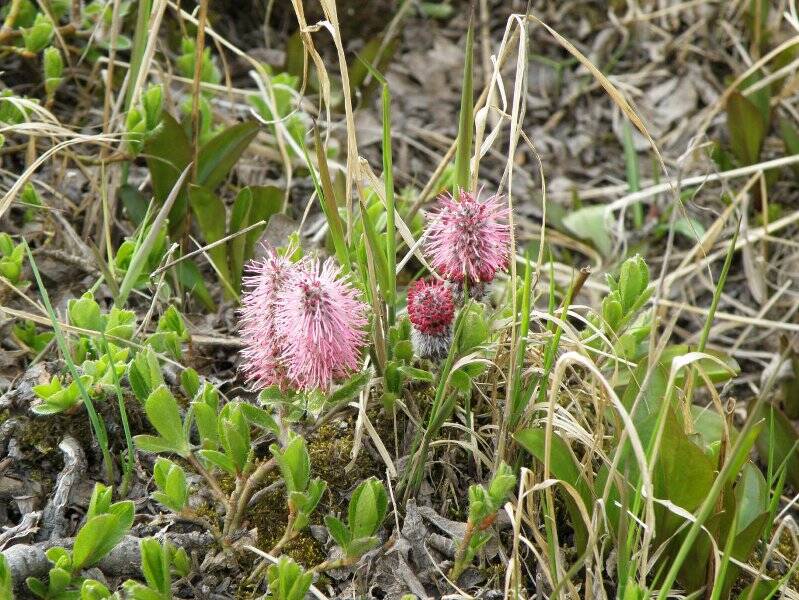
left=26, top=484, right=134, bottom=599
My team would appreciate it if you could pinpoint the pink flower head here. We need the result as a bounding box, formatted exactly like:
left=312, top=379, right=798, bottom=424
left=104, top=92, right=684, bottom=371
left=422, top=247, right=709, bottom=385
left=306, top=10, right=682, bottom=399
left=407, top=278, right=454, bottom=336
left=239, top=248, right=298, bottom=390
left=274, top=258, right=368, bottom=392
left=424, top=189, right=510, bottom=284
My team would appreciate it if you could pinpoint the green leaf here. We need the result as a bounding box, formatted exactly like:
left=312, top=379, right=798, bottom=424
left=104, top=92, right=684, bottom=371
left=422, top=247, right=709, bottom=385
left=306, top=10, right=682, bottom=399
left=457, top=303, right=487, bottom=352
left=228, top=187, right=253, bottom=292
left=139, top=538, right=169, bottom=595
left=27, top=576, right=48, bottom=598
left=348, top=478, right=387, bottom=542
left=119, top=184, right=149, bottom=226
left=81, top=578, right=112, bottom=599
left=397, top=365, right=434, bottom=383
left=562, top=205, right=612, bottom=256
left=453, top=17, right=474, bottom=193
left=193, top=401, right=219, bottom=447
left=181, top=368, right=201, bottom=399
left=199, top=449, right=236, bottom=475
left=219, top=405, right=250, bottom=473
left=143, top=113, right=192, bottom=232
left=176, top=261, right=216, bottom=312
left=68, top=293, right=104, bottom=332
left=239, top=403, right=279, bottom=434
left=188, top=184, right=232, bottom=292
left=272, top=436, right=310, bottom=494
left=72, top=511, right=134, bottom=570
left=266, top=556, right=313, bottom=600
left=327, top=369, right=371, bottom=405
left=324, top=515, right=351, bottom=549
left=229, top=185, right=283, bottom=291
left=142, top=385, right=189, bottom=456
left=734, top=462, right=768, bottom=533
left=22, top=13, right=54, bottom=53
left=197, top=121, right=260, bottom=190
left=0, top=553, right=12, bottom=599
left=727, top=91, right=766, bottom=166
left=752, top=401, right=799, bottom=488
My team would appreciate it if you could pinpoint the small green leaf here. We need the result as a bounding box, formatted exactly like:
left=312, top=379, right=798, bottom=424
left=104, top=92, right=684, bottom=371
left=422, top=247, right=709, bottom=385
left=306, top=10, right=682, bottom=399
left=348, top=478, right=387, bottom=542
left=239, top=403, right=279, bottom=434
left=199, top=449, right=236, bottom=475
left=324, top=515, right=351, bottom=549
left=141, top=385, right=189, bottom=456
left=139, top=538, right=169, bottom=595
left=72, top=510, right=134, bottom=570
left=68, top=293, right=104, bottom=332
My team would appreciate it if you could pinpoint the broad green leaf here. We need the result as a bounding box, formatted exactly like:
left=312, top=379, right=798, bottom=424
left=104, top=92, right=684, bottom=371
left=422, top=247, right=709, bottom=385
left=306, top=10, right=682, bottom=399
left=188, top=184, right=231, bottom=292
left=734, top=462, right=767, bottom=533
left=143, top=113, right=192, bottom=231
left=197, top=121, right=260, bottom=190
left=727, top=92, right=766, bottom=166
left=562, top=205, right=612, bottom=256
left=348, top=478, right=387, bottom=542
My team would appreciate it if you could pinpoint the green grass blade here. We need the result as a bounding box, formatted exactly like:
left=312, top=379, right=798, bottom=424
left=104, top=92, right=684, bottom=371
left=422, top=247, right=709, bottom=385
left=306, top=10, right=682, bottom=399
left=100, top=334, right=135, bottom=497
left=308, top=128, right=351, bottom=273
left=453, top=14, right=474, bottom=194
left=381, top=83, right=397, bottom=326
left=24, top=243, right=114, bottom=484
left=116, top=164, right=192, bottom=307
left=622, top=120, right=642, bottom=228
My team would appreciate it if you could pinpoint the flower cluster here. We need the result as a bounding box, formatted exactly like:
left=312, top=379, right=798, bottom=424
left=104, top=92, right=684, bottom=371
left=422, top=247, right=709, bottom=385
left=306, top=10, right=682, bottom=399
left=405, top=189, right=510, bottom=359
left=239, top=249, right=367, bottom=392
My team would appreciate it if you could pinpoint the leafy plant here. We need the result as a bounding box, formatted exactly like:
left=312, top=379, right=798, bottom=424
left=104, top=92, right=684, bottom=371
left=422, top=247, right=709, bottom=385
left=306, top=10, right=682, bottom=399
left=26, top=484, right=134, bottom=598
left=324, top=478, right=388, bottom=562
left=449, top=463, right=516, bottom=581
left=0, top=233, right=27, bottom=286
left=264, top=556, right=312, bottom=600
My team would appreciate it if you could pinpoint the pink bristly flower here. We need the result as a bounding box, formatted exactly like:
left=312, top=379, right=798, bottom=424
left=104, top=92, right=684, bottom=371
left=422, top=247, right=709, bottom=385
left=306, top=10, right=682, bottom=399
left=407, top=278, right=455, bottom=360
left=239, top=248, right=299, bottom=390
left=275, top=258, right=368, bottom=392
left=424, top=189, right=511, bottom=285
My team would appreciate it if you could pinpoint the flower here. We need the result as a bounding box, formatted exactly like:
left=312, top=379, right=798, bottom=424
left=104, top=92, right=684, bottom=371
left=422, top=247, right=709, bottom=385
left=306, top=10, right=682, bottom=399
left=407, top=278, right=455, bottom=360
left=239, top=251, right=368, bottom=392
left=407, top=278, right=455, bottom=336
left=424, top=189, right=510, bottom=285
left=239, top=248, right=298, bottom=390
left=274, top=258, right=368, bottom=391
